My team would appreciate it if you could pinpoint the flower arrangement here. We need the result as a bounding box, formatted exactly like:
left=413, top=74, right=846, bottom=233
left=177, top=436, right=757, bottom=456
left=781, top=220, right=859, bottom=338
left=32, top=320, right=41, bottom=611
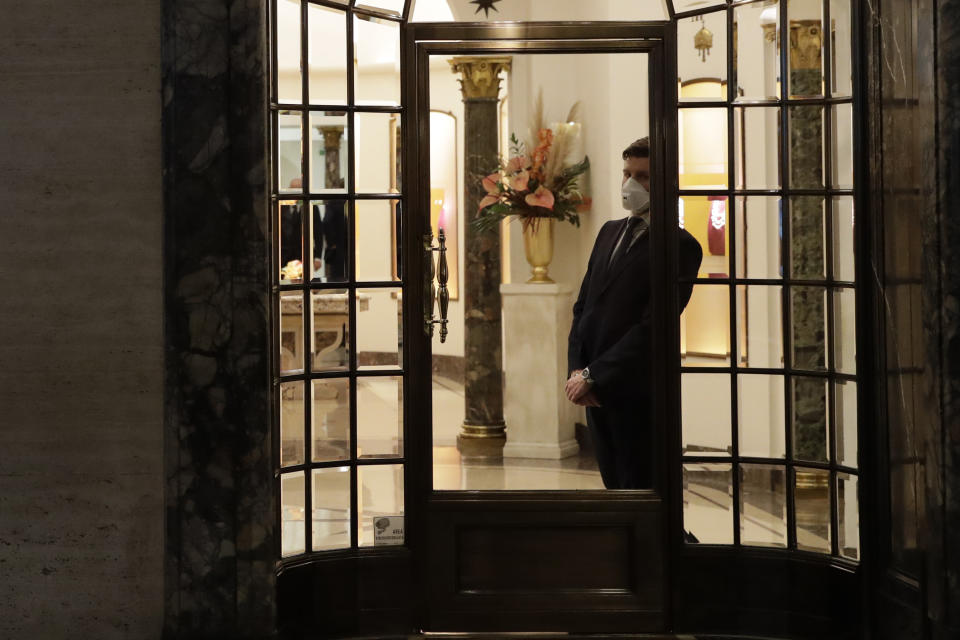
left=473, top=93, right=590, bottom=233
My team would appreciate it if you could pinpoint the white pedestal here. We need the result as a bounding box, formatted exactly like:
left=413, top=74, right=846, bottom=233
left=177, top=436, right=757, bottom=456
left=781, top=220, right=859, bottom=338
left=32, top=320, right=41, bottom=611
left=500, top=283, right=580, bottom=459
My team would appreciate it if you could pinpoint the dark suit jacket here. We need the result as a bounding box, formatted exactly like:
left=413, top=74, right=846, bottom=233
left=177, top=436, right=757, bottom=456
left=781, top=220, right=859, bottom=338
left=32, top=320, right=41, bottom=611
left=568, top=217, right=703, bottom=401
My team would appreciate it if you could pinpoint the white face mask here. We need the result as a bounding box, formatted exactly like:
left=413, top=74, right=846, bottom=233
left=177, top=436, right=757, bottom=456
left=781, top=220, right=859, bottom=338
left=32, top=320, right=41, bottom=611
left=621, top=176, right=650, bottom=212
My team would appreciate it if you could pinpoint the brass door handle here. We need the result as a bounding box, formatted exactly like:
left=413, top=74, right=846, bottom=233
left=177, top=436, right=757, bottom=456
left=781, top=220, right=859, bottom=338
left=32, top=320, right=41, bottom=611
left=423, top=229, right=450, bottom=343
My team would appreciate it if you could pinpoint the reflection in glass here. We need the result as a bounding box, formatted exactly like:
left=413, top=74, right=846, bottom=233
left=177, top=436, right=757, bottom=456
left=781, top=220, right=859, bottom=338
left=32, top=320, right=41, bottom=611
left=355, top=112, right=401, bottom=193
left=281, top=471, right=306, bottom=557
left=280, top=381, right=305, bottom=467
left=795, top=468, right=831, bottom=553
left=359, top=464, right=404, bottom=546
left=792, top=376, right=828, bottom=462
left=734, top=0, right=780, bottom=101
left=681, top=374, right=732, bottom=456
left=280, top=291, right=305, bottom=372
left=357, top=0, right=404, bottom=15
left=278, top=110, right=304, bottom=193
left=789, top=106, right=825, bottom=189
left=830, top=0, right=854, bottom=96
left=312, top=467, right=351, bottom=551
left=833, top=287, right=857, bottom=375
left=308, top=3, right=347, bottom=105
left=791, top=286, right=827, bottom=371
left=674, top=0, right=726, bottom=12
left=357, top=375, right=402, bottom=457
left=787, top=0, right=825, bottom=98
left=838, top=472, right=859, bottom=559
left=682, top=285, right=731, bottom=367
left=679, top=197, right=728, bottom=277
left=311, top=289, right=349, bottom=371
left=312, top=378, right=350, bottom=462
left=737, top=285, right=784, bottom=369
left=278, top=201, right=303, bottom=283
left=735, top=107, right=780, bottom=190
left=679, top=108, right=728, bottom=190
left=356, top=200, right=400, bottom=282
left=740, top=464, right=787, bottom=547
left=735, top=197, right=783, bottom=280
left=357, top=288, right=402, bottom=370
left=738, top=374, right=786, bottom=458
left=790, top=196, right=825, bottom=280
left=832, top=196, right=855, bottom=281
left=275, top=0, right=302, bottom=104
left=677, top=12, right=727, bottom=102
left=354, top=14, right=400, bottom=105
left=309, top=112, right=348, bottom=193
left=835, top=380, right=857, bottom=467
left=683, top=463, right=733, bottom=544
left=831, top=103, right=854, bottom=189
left=411, top=0, right=670, bottom=21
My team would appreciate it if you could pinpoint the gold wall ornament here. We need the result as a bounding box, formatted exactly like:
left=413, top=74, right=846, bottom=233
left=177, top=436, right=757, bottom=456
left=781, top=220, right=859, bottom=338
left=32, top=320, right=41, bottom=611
left=449, top=56, right=512, bottom=100
left=694, top=23, right=714, bottom=62
left=789, top=20, right=823, bottom=70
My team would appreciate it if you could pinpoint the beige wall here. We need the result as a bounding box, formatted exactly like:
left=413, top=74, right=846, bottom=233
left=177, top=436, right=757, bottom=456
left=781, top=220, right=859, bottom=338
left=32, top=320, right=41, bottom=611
left=0, top=1, right=164, bottom=638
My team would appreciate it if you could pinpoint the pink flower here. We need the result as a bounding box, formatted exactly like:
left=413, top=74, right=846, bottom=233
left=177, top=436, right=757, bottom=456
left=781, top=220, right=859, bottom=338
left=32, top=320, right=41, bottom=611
left=506, top=156, right=528, bottom=174
left=478, top=194, right=500, bottom=212
left=508, top=169, right=530, bottom=191
left=482, top=173, right=500, bottom=195
left=524, top=185, right=555, bottom=210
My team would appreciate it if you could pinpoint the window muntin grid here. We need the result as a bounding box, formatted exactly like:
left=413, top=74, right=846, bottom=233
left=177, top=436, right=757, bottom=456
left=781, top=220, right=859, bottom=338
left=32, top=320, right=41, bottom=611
left=678, top=0, right=858, bottom=558
left=272, top=0, right=407, bottom=558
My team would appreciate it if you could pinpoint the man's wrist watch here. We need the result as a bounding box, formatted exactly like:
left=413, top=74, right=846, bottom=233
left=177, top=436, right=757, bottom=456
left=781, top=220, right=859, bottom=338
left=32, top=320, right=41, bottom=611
left=580, top=367, right=594, bottom=385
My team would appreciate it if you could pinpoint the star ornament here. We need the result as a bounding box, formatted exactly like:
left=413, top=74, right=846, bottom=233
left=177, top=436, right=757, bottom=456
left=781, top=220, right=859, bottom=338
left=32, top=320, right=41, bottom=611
left=470, top=0, right=502, bottom=18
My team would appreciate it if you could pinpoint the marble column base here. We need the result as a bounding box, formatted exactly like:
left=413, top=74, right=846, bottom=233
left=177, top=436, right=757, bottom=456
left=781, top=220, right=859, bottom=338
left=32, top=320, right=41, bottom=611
left=500, top=283, right=580, bottom=460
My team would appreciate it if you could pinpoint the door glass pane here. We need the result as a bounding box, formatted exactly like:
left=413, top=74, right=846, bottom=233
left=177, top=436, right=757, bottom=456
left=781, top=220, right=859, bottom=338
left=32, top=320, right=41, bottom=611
left=830, top=0, right=854, bottom=96
left=674, top=0, right=725, bottom=12
left=792, top=375, right=828, bottom=462
left=276, top=0, right=302, bottom=104
left=791, top=286, right=827, bottom=371
left=312, top=289, right=350, bottom=372
left=682, top=284, right=731, bottom=367
left=831, top=103, right=854, bottom=188
left=358, top=464, right=405, bottom=546
left=279, top=110, right=304, bottom=193
left=411, top=0, right=670, bottom=21
left=735, top=107, right=781, bottom=190
left=280, top=291, right=305, bottom=372
left=740, top=464, right=787, bottom=547
left=357, top=288, right=402, bottom=370
left=682, top=374, right=732, bottom=456
left=680, top=197, right=727, bottom=277
left=357, top=0, right=405, bottom=16
left=795, top=468, right=831, bottom=553
left=738, top=374, right=786, bottom=458
left=838, top=472, right=859, bottom=559
left=309, top=112, right=348, bottom=193
left=354, top=14, right=400, bottom=106
left=788, top=106, right=825, bottom=189
left=790, top=196, right=825, bottom=280
left=678, top=12, right=727, bottom=102
left=281, top=471, right=306, bottom=556
left=281, top=381, right=306, bottom=467
left=308, top=4, right=348, bottom=105
left=787, top=0, right=825, bottom=98
left=312, top=467, right=351, bottom=551
left=737, top=285, right=784, bottom=369
left=680, top=108, right=728, bottom=189
left=832, top=196, right=855, bottom=281
left=835, top=379, right=857, bottom=467
left=355, top=112, right=401, bottom=193
left=734, top=0, right=781, bottom=101
left=356, top=199, right=401, bottom=282
left=312, top=378, right=350, bottom=462
left=736, top=196, right=783, bottom=280
left=357, top=375, right=403, bottom=457
left=279, top=201, right=304, bottom=283
left=683, top=463, right=733, bottom=544
left=833, top=287, right=856, bottom=374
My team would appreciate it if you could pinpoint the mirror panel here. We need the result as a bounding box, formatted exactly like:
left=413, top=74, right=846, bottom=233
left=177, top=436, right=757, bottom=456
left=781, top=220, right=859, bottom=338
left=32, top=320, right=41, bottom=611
left=308, top=4, right=348, bottom=105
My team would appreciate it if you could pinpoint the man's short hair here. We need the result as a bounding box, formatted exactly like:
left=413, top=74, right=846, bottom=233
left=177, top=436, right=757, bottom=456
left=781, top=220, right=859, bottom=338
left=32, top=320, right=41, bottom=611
left=622, top=137, right=650, bottom=160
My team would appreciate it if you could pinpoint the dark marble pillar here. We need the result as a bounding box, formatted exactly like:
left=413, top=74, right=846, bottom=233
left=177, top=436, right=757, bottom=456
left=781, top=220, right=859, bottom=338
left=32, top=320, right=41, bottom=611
left=449, top=56, right=511, bottom=459
left=318, top=125, right=344, bottom=189
left=787, top=22, right=828, bottom=464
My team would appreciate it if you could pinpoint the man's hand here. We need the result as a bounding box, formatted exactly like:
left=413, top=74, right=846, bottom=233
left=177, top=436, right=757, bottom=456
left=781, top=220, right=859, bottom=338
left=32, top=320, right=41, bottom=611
left=565, top=370, right=592, bottom=404
left=576, top=389, right=602, bottom=408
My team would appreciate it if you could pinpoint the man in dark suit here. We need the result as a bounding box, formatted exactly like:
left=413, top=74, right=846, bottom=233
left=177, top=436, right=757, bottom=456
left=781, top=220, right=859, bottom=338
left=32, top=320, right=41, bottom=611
left=565, top=137, right=702, bottom=489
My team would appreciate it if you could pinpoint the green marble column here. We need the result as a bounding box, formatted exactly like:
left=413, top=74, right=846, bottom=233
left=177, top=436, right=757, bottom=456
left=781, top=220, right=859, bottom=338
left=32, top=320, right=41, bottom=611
left=449, top=56, right=511, bottom=459
left=788, top=22, right=828, bottom=463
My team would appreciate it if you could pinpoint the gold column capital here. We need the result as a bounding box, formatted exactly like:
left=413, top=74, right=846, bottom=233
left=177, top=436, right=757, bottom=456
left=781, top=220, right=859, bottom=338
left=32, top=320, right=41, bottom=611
left=448, top=56, right=512, bottom=100
left=317, top=125, right=344, bottom=150
left=789, top=20, right=823, bottom=70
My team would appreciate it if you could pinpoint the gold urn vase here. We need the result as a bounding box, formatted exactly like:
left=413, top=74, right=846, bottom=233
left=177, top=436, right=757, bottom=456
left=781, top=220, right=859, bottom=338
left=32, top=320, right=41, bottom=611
left=522, top=217, right=555, bottom=283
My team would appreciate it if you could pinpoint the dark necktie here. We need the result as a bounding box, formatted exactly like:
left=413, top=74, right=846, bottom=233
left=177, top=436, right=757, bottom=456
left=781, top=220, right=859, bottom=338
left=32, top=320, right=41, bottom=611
left=608, top=216, right=641, bottom=268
